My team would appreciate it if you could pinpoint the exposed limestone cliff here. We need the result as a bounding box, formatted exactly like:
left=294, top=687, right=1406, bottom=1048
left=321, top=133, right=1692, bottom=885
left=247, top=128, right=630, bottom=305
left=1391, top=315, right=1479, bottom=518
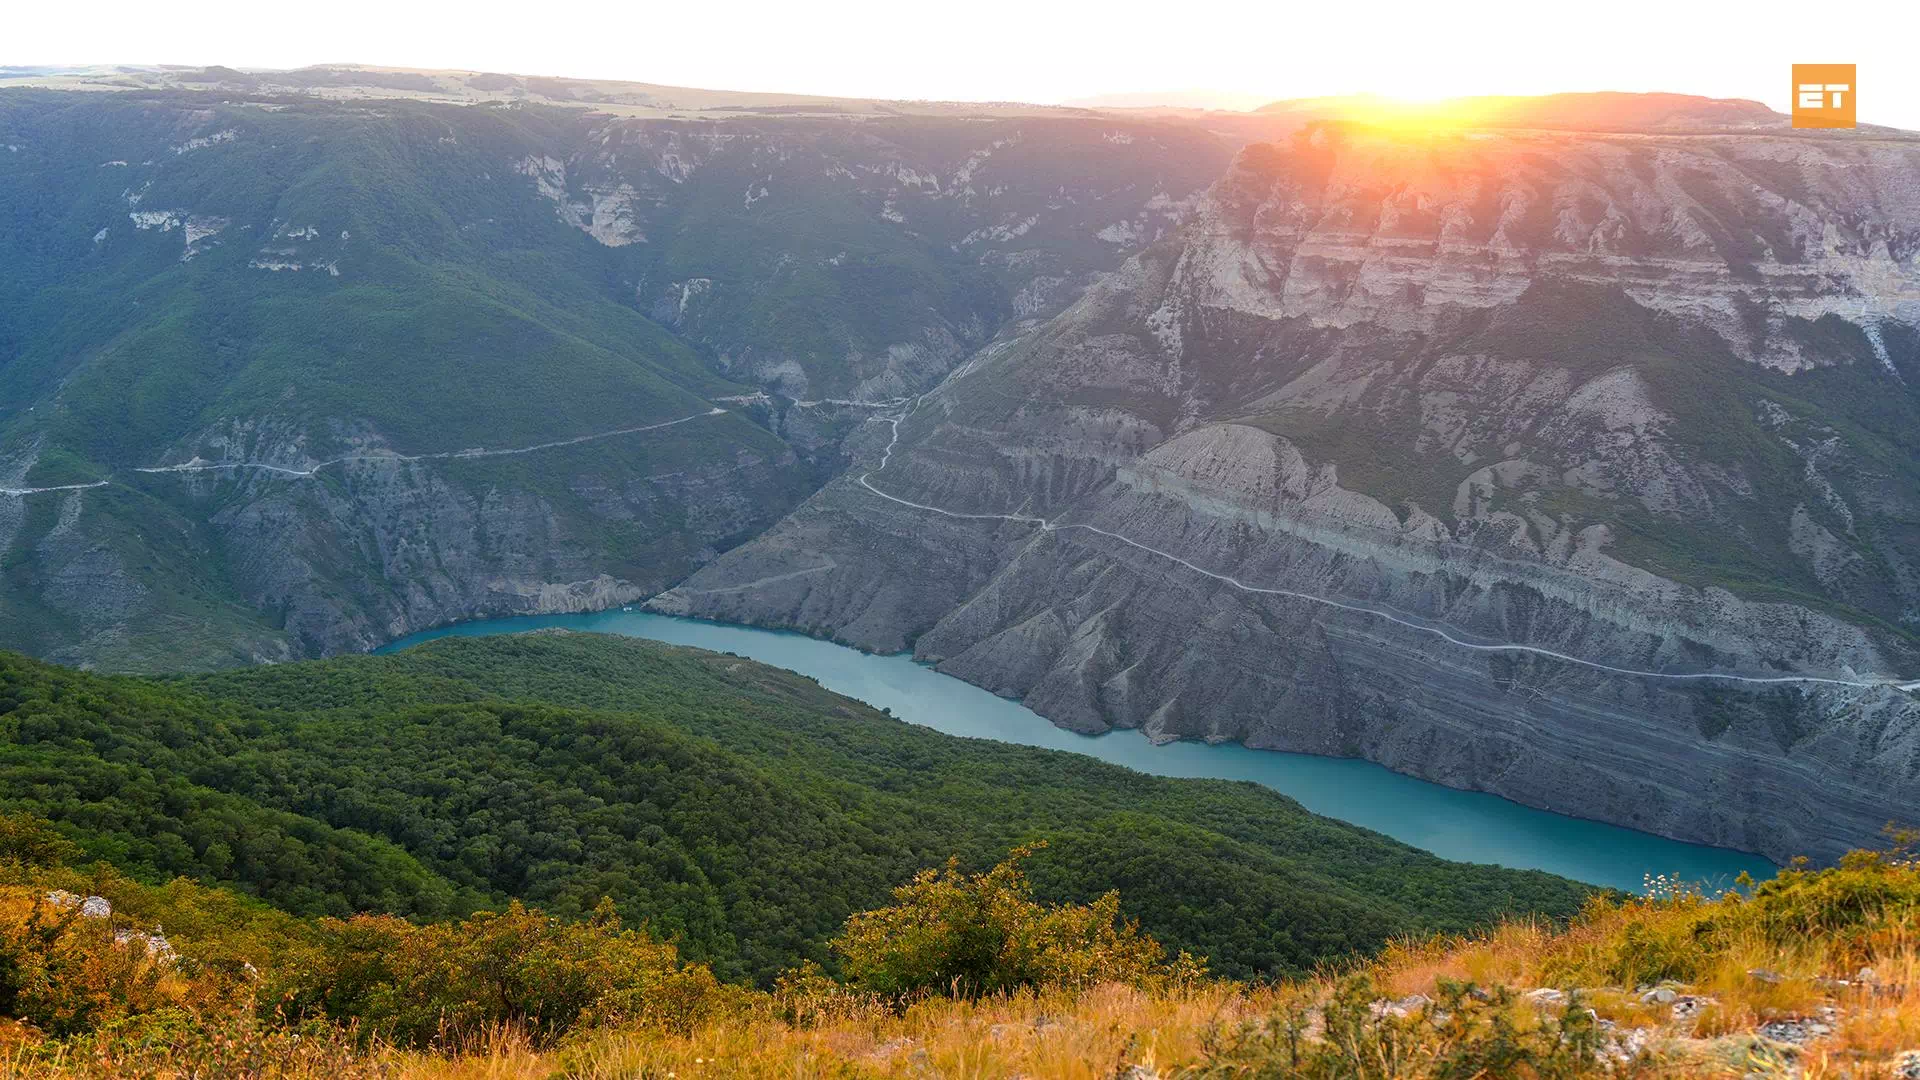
left=1178, top=127, right=1920, bottom=372
left=656, top=122, right=1920, bottom=864
left=515, top=115, right=1230, bottom=401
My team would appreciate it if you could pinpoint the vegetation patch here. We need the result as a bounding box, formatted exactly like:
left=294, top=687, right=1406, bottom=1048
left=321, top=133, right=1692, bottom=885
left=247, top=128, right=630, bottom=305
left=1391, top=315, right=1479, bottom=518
left=2, top=811, right=1917, bottom=1077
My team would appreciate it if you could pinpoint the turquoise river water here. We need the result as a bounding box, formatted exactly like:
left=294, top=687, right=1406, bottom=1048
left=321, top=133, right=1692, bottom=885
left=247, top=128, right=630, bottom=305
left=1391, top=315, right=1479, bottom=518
left=379, top=610, right=1778, bottom=892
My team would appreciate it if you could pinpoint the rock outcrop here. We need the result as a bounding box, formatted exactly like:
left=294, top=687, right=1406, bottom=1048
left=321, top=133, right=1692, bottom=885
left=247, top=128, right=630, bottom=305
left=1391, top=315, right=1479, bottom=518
left=657, top=121, right=1920, bottom=864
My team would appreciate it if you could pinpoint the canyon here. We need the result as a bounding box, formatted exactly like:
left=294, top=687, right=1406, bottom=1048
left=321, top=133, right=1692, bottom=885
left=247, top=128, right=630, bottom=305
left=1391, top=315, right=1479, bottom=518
left=0, top=74, right=1234, bottom=667
left=3, top=72, right=1917, bottom=860
left=654, top=120, right=1920, bottom=863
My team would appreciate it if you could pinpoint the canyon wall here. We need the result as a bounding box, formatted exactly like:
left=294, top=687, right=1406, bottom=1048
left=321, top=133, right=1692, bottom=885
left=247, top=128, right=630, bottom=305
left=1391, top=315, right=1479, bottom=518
left=657, top=123, right=1920, bottom=863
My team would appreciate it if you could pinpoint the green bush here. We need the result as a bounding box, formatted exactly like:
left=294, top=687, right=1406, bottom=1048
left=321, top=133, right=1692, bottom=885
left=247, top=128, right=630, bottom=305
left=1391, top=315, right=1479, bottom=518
left=1742, top=847, right=1920, bottom=949
left=0, top=814, right=81, bottom=869
left=831, top=843, right=1201, bottom=998
left=1539, top=840, right=1920, bottom=988
left=279, top=899, right=741, bottom=1047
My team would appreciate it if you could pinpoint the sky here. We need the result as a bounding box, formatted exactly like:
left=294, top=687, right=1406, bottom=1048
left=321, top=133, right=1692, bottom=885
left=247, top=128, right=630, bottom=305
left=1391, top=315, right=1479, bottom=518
left=10, top=0, right=1920, bottom=130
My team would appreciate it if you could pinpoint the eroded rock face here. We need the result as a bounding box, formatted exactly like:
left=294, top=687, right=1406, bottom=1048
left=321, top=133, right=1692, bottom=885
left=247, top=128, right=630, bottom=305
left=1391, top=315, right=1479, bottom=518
left=657, top=124, right=1920, bottom=864
left=517, top=115, right=1230, bottom=401
left=1178, top=127, right=1920, bottom=372
left=205, top=444, right=803, bottom=659
left=9, top=411, right=811, bottom=671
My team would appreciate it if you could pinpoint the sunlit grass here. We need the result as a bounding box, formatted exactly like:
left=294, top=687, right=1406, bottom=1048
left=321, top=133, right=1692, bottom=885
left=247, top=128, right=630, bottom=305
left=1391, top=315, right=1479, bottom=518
left=8, top=847, right=1920, bottom=1077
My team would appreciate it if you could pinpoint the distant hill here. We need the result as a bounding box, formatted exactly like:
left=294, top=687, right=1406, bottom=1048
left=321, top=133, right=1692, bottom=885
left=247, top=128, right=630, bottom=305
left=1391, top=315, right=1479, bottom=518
left=0, top=63, right=1101, bottom=119
left=1253, top=90, right=1785, bottom=131
left=1063, top=89, right=1272, bottom=112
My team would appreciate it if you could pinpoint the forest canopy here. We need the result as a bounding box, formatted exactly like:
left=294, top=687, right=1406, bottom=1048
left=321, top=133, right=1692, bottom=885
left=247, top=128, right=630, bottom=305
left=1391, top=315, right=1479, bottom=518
left=0, top=631, right=1596, bottom=984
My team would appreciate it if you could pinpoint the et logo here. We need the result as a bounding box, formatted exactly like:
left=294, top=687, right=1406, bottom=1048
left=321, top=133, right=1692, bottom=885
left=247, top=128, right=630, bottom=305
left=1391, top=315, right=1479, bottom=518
left=1792, top=64, right=1856, bottom=128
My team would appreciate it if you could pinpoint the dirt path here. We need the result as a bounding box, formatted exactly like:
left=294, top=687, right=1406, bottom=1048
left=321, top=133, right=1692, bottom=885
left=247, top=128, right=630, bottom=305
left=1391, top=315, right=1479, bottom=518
left=0, top=410, right=735, bottom=497
left=131, top=409, right=729, bottom=478
left=0, top=480, right=111, bottom=496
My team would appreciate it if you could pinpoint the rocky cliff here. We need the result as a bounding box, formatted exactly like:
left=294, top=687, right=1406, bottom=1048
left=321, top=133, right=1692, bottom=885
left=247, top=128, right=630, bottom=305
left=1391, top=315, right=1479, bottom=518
left=0, top=87, right=1233, bottom=668
left=656, top=119, right=1920, bottom=863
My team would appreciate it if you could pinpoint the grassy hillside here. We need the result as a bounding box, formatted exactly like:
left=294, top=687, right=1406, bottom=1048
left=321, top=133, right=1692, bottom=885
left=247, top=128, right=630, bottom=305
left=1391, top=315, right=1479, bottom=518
left=0, top=632, right=1594, bottom=985
left=2, top=811, right=1914, bottom=1077
left=0, top=92, right=736, bottom=462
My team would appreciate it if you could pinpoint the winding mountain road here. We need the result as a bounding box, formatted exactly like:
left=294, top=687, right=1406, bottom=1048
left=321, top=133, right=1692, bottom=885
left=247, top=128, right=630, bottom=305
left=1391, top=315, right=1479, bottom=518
left=8, top=391, right=1916, bottom=695
left=3, top=409, right=729, bottom=492
left=0, top=480, right=111, bottom=497
left=855, top=402, right=1919, bottom=692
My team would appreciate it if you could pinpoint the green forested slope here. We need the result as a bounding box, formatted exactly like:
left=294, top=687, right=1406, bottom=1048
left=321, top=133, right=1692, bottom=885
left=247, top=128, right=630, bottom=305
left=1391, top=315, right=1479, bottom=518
left=0, top=631, right=1594, bottom=983
left=0, top=91, right=812, bottom=668
left=0, top=92, right=736, bottom=461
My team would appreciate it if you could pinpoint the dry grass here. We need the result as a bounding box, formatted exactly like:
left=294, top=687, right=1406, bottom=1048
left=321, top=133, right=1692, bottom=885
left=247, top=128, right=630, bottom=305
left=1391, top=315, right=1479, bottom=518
left=550, top=982, right=1266, bottom=1080
left=0, top=985, right=1276, bottom=1080
left=3, top=953, right=1914, bottom=1079
left=9, top=859, right=1920, bottom=1077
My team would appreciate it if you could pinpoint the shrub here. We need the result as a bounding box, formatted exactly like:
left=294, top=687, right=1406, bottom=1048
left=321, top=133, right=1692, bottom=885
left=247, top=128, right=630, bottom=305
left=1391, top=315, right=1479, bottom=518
left=1742, top=848, right=1920, bottom=952
left=831, top=843, right=1202, bottom=998
left=769, top=958, right=865, bottom=1026
left=279, top=898, right=740, bottom=1047
left=0, top=814, right=82, bottom=869
left=1539, top=843, right=1920, bottom=988
left=0, top=888, right=175, bottom=1037
left=1191, top=976, right=1609, bottom=1079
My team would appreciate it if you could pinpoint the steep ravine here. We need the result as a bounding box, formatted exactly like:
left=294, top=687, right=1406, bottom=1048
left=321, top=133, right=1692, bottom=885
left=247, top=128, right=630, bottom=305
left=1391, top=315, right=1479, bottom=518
left=655, top=406, right=1919, bottom=864
left=7, top=89, right=1918, bottom=861
left=653, top=123, right=1920, bottom=865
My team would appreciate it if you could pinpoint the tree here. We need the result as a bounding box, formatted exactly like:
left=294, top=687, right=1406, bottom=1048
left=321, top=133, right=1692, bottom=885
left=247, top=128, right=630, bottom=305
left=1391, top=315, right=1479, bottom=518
left=0, top=814, right=82, bottom=869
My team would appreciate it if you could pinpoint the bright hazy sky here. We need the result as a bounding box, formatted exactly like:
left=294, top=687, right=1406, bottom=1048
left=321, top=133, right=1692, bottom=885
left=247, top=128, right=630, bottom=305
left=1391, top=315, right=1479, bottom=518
left=11, top=0, right=1920, bottom=130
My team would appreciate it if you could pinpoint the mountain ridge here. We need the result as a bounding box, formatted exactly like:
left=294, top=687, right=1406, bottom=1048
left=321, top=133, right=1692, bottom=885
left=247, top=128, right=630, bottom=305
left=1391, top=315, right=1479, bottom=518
left=654, top=120, right=1920, bottom=863
left=3, top=82, right=1917, bottom=863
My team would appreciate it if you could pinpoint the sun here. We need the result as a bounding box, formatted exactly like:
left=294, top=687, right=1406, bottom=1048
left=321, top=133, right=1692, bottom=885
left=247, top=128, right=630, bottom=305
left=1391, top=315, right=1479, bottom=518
left=1334, top=95, right=1509, bottom=136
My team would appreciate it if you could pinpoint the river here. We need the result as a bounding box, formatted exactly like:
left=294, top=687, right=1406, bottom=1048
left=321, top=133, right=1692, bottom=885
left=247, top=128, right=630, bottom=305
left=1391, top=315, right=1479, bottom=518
left=378, top=609, right=1778, bottom=892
